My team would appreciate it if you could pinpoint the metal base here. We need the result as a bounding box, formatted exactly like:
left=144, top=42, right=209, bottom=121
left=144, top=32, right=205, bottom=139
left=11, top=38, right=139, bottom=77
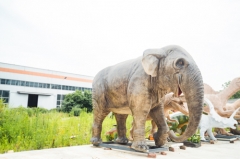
left=203, top=135, right=240, bottom=143
left=215, top=134, right=240, bottom=139
left=98, top=142, right=168, bottom=153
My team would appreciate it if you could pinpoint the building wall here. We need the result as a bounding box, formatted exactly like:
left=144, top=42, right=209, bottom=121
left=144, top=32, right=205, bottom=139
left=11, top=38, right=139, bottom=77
left=9, top=91, right=28, bottom=107
left=0, top=62, right=93, bottom=109
left=38, top=95, right=54, bottom=109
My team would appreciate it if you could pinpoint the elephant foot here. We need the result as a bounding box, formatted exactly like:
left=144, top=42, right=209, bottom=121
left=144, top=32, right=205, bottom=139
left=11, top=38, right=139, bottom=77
left=153, top=132, right=168, bottom=147
left=115, top=137, right=128, bottom=144
left=90, top=137, right=102, bottom=146
left=131, top=140, right=149, bottom=152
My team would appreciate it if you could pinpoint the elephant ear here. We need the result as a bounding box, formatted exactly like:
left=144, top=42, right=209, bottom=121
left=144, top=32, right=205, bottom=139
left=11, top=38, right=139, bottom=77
left=142, top=49, right=167, bottom=77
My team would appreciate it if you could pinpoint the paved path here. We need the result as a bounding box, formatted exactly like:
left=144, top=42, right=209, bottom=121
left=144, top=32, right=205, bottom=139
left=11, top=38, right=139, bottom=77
left=0, top=140, right=239, bottom=159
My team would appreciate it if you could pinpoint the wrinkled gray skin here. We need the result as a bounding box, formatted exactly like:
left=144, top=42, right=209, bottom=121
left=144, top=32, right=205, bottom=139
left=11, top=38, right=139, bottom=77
left=91, top=45, right=204, bottom=152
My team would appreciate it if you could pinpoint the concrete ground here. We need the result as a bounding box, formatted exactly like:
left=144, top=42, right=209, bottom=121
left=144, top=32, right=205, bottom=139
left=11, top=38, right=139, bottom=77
left=0, top=140, right=239, bottom=159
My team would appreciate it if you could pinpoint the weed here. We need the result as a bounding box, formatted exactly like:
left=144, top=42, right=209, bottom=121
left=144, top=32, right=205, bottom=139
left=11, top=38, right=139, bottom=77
left=0, top=99, right=151, bottom=153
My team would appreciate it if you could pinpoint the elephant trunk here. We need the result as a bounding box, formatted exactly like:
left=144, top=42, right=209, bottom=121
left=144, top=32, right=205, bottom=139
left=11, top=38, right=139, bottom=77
left=168, top=65, right=204, bottom=142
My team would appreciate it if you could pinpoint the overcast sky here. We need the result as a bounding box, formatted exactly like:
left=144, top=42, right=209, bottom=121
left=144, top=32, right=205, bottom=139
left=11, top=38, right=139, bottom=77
left=0, top=0, right=240, bottom=91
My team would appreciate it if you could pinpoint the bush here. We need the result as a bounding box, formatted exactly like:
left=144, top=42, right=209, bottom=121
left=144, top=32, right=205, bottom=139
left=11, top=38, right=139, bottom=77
left=70, top=107, right=81, bottom=116
left=61, top=90, right=92, bottom=113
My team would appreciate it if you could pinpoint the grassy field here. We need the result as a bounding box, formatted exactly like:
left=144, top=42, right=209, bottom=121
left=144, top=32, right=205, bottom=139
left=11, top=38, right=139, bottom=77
left=0, top=100, right=152, bottom=153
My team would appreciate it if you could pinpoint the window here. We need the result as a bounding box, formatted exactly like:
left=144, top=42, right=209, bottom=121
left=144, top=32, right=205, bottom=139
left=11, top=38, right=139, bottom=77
left=15, top=80, right=20, bottom=86
left=51, top=84, right=61, bottom=89
left=26, top=81, right=30, bottom=87
left=0, top=78, right=92, bottom=92
left=6, top=79, right=10, bottom=85
left=65, top=86, right=69, bottom=90
left=29, top=82, right=34, bottom=87
left=0, top=90, right=10, bottom=104
left=71, top=86, right=75, bottom=91
left=11, top=80, right=16, bottom=85
left=34, top=82, right=38, bottom=87
left=21, top=81, right=25, bottom=86
left=57, top=85, right=61, bottom=90
left=56, top=94, right=65, bottom=108
left=0, top=79, right=6, bottom=84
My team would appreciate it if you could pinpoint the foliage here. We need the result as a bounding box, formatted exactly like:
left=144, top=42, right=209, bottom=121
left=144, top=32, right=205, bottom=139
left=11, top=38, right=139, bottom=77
left=0, top=98, right=7, bottom=113
left=187, top=134, right=200, bottom=143
left=70, top=107, right=82, bottom=116
left=222, top=81, right=240, bottom=99
left=61, top=90, right=92, bottom=113
left=0, top=100, right=150, bottom=154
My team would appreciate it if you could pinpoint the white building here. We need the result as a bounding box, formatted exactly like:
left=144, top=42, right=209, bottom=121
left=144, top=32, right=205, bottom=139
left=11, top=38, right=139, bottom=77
left=0, top=62, right=93, bottom=109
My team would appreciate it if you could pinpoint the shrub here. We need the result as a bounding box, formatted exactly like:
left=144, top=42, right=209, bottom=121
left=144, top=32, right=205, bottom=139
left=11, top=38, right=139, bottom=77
left=70, top=107, right=81, bottom=116
left=61, top=90, right=92, bottom=113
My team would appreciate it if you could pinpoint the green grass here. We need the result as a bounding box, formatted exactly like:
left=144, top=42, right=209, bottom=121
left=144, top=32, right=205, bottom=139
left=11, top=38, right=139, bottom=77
left=0, top=100, right=151, bottom=153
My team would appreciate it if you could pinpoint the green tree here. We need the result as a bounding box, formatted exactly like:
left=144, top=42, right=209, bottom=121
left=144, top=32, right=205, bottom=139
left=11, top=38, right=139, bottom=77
left=61, top=90, right=92, bottom=113
left=222, top=81, right=240, bottom=99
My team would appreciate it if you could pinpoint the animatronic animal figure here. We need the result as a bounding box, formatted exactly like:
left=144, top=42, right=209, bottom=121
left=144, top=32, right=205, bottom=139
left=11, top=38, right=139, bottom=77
left=129, top=93, right=189, bottom=140
left=168, top=112, right=189, bottom=135
left=203, top=78, right=240, bottom=135
left=91, top=45, right=204, bottom=152
left=204, top=77, right=240, bottom=118
left=199, top=98, right=239, bottom=141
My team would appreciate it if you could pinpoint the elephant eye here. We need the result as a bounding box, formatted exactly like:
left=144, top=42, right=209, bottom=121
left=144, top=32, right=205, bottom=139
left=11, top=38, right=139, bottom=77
left=175, top=59, right=184, bottom=69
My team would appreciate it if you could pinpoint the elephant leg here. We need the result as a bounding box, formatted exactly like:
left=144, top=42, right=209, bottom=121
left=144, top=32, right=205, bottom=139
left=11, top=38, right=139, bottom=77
left=90, top=99, right=110, bottom=146
left=130, top=101, right=151, bottom=152
left=149, top=104, right=169, bottom=147
left=115, top=114, right=129, bottom=144
left=150, top=120, right=157, bottom=135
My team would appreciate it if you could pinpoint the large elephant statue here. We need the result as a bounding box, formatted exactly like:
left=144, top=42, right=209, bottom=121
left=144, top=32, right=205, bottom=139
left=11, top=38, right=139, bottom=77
left=91, top=45, right=204, bottom=152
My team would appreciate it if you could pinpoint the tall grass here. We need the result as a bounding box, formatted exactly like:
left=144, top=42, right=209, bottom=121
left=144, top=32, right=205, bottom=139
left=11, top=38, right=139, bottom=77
left=0, top=100, right=151, bottom=153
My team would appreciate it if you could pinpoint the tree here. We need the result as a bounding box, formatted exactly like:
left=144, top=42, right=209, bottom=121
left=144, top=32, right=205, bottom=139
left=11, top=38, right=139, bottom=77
left=222, top=81, right=240, bottom=99
left=61, top=90, right=92, bottom=113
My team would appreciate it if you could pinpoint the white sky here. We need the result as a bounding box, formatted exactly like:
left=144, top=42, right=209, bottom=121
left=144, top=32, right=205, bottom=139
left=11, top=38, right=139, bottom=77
left=0, top=0, right=240, bottom=91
